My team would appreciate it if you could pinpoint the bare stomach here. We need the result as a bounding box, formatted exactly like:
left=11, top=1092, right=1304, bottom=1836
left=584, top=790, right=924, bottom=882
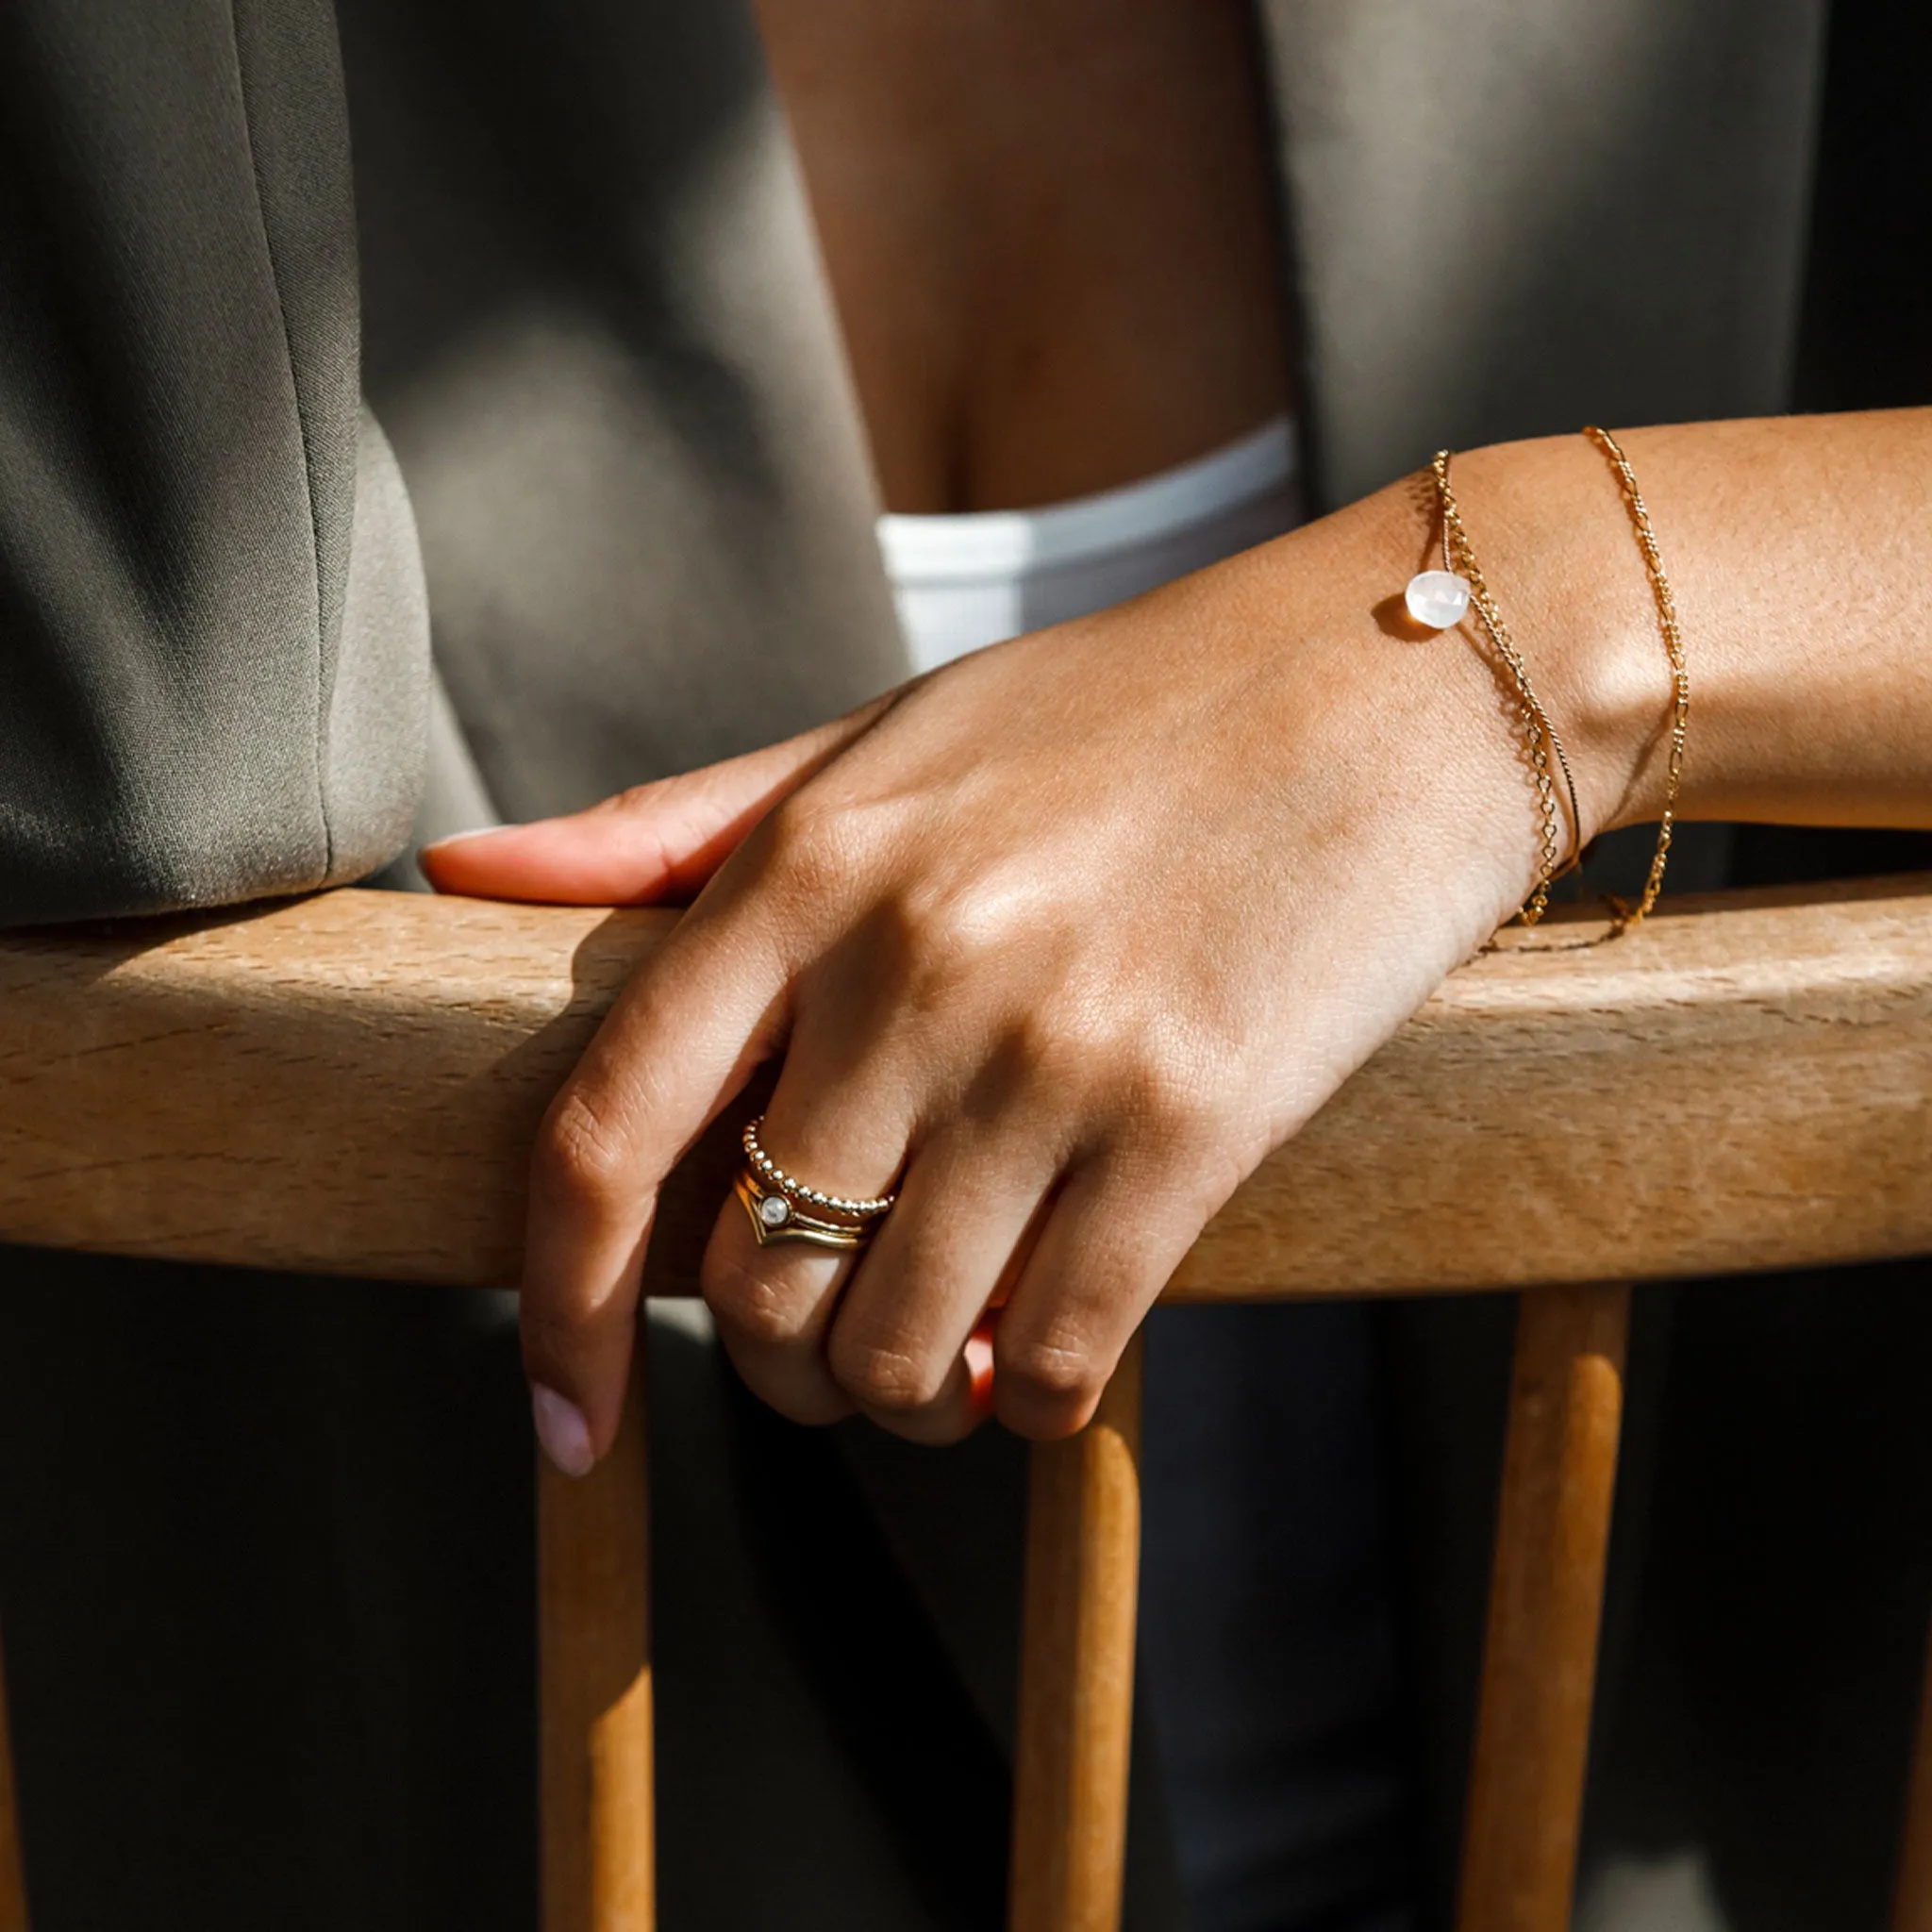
left=753, top=0, right=1291, bottom=514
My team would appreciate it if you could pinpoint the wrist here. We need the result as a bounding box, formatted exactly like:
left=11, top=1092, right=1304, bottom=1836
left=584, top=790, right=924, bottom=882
left=1437, top=436, right=1678, bottom=844
left=1248, top=476, right=1591, bottom=934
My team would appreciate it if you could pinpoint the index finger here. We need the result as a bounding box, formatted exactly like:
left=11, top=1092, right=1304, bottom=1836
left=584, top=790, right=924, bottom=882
left=522, top=904, right=788, bottom=1471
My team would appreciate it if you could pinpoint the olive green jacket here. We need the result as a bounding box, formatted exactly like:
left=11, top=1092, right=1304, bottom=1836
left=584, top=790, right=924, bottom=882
left=2, top=2, right=1924, bottom=1927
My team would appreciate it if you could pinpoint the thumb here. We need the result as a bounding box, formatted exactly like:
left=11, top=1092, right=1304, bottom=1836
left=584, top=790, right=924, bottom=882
left=419, top=697, right=890, bottom=905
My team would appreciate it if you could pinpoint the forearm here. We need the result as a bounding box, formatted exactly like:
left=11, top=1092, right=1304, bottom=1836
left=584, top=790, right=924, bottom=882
left=1446, top=408, right=1932, bottom=842
left=434, top=403, right=1932, bottom=1458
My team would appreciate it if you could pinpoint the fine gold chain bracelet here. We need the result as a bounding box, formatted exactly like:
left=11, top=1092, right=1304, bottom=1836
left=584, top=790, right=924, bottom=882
left=1429, top=450, right=1584, bottom=926
left=1581, top=425, right=1690, bottom=933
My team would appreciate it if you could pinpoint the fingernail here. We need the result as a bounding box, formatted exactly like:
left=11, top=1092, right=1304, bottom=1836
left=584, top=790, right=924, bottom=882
left=419, top=824, right=504, bottom=854
left=531, top=1384, right=596, bottom=1477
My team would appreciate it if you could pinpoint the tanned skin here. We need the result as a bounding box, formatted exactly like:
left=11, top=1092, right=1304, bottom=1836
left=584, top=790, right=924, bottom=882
left=423, top=12, right=1932, bottom=1474
left=752, top=0, right=1291, bottom=511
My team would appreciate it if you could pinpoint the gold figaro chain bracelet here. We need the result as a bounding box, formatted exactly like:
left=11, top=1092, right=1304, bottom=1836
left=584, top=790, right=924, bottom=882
left=1581, top=425, right=1690, bottom=933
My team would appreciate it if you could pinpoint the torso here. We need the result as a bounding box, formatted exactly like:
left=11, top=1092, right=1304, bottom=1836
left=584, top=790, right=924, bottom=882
left=753, top=0, right=1291, bottom=512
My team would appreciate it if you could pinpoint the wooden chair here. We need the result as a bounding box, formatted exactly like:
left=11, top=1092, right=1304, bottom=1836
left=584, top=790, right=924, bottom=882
left=0, top=873, right=1928, bottom=1932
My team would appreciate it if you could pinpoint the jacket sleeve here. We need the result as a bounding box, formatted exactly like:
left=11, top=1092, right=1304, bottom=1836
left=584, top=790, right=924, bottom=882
left=0, top=0, right=427, bottom=926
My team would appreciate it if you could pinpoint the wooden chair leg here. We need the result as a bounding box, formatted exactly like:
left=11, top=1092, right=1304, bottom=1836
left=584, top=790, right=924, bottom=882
left=1890, top=1604, right=1932, bottom=1932
left=0, top=1623, right=26, bottom=1932
left=1008, top=1330, right=1145, bottom=1932
left=541, top=1340, right=654, bottom=1932
left=1456, top=1284, right=1631, bottom=1932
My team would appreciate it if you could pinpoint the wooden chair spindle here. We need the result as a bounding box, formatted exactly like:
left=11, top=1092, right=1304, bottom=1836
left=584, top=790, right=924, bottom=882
left=1890, top=1603, right=1932, bottom=1932
left=1009, top=1330, right=1145, bottom=1932
left=1456, top=1282, right=1631, bottom=1932
left=0, top=1624, right=25, bottom=1932
left=541, top=1347, right=655, bottom=1932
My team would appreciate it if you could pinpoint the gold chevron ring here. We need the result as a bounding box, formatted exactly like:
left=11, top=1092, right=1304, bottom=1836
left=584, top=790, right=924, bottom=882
left=733, top=1118, right=897, bottom=1253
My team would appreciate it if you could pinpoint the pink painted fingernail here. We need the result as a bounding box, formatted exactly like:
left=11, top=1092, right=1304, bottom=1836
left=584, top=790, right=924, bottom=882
left=531, top=1385, right=596, bottom=1477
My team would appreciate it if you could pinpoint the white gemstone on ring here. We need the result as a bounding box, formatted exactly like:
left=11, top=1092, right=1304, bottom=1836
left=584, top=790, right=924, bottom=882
left=1404, top=569, right=1473, bottom=630
left=758, top=1193, right=792, bottom=1228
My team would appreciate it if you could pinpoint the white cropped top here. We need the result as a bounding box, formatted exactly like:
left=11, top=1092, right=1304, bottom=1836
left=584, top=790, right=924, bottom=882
left=877, top=415, right=1301, bottom=673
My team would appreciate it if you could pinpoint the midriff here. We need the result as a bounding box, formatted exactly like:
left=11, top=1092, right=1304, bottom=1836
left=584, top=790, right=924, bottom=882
left=754, top=0, right=1291, bottom=514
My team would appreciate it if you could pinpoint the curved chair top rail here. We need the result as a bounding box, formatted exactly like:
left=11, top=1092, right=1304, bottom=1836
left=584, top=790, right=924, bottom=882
left=0, top=874, right=1926, bottom=1299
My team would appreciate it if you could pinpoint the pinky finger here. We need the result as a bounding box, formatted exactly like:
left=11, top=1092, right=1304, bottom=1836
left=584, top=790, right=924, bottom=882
left=990, top=1162, right=1209, bottom=1442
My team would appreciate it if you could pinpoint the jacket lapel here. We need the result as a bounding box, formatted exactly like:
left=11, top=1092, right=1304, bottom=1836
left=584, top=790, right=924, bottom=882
left=340, top=0, right=907, bottom=825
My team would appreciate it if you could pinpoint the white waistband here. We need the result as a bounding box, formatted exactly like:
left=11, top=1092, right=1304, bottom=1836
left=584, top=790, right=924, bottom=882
left=877, top=415, right=1297, bottom=584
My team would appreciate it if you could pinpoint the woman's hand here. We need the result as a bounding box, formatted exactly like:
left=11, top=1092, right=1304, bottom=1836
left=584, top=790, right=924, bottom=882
left=423, top=475, right=1634, bottom=1469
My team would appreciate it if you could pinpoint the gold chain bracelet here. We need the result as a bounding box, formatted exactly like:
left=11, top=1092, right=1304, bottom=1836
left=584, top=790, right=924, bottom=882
left=1428, top=450, right=1584, bottom=926
left=1581, top=425, right=1690, bottom=933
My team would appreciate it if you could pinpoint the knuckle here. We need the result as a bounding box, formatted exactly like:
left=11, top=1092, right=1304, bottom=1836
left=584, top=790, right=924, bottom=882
left=530, top=1087, right=635, bottom=1215
left=609, top=780, right=665, bottom=816
left=830, top=1332, right=945, bottom=1413
left=1007, top=999, right=1110, bottom=1094
left=1126, top=1040, right=1214, bottom=1127
left=704, top=1250, right=815, bottom=1350
left=891, top=916, right=985, bottom=1013
left=1011, top=1002, right=1230, bottom=1146
left=998, top=1327, right=1101, bottom=1410
left=1117, top=1026, right=1235, bottom=1153
left=900, top=870, right=1025, bottom=971
left=762, top=796, right=876, bottom=903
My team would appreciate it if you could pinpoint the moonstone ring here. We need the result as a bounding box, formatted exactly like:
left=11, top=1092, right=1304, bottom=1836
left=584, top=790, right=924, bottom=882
left=733, top=1171, right=874, bottom=1251
left=732, top=1116, right=897, bottom=1253
left=1404, top=568, right=1473, bottom=630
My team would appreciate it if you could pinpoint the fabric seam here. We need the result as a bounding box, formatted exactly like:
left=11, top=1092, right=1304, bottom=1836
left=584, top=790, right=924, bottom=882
left=224, top=0, right=334, bottom=882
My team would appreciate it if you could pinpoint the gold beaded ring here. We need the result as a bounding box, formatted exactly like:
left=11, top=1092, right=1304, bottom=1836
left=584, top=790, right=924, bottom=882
left=735, top=1117, right=897, bottom=1252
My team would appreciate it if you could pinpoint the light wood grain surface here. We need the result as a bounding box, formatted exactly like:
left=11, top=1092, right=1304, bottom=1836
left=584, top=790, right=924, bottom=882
left=0, top=874, right=1926, bottom=1296
left=1009, top=1335, right=1143, bottom=1932
left=1455, top=1285, right=1630, bottom=1932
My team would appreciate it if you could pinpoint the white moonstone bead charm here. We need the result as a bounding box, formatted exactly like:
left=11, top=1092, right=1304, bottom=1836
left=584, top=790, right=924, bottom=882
left=758, top=1192, right=791, bottom=1228
left=1404, top=569, right=1473, bottom=630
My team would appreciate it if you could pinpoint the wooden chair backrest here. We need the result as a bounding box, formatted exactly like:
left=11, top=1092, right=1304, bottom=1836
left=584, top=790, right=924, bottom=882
left=0, top=874, right=1927, bottom=1931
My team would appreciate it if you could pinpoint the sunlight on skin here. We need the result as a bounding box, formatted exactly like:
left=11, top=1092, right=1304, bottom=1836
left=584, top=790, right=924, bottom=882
left=420, top=704, right=887, bottom=907
left=425, top=412, right=1932, bottom=1475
